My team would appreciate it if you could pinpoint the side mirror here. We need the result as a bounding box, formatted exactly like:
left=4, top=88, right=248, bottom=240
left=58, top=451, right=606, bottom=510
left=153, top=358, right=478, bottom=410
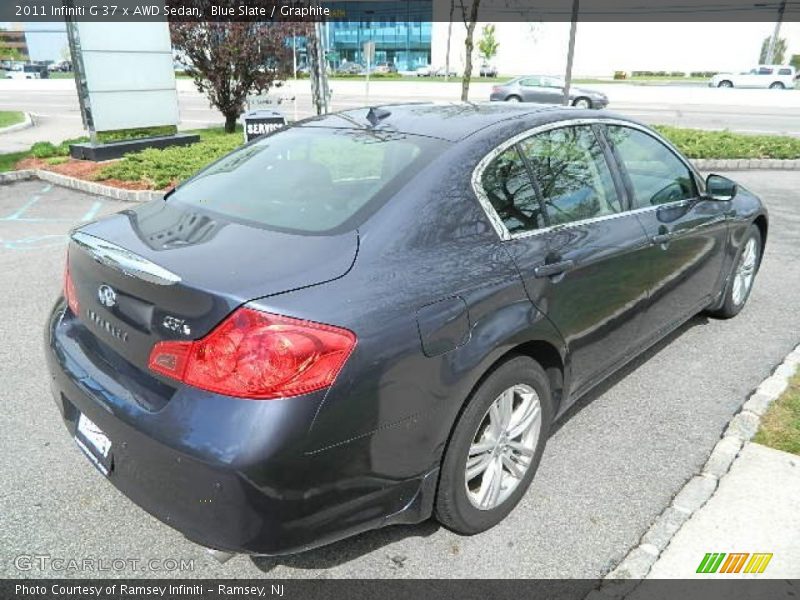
left=705, top=174, right=737, bottom=200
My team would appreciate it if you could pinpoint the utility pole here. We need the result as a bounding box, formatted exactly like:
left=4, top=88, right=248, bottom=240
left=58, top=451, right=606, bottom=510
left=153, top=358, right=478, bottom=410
left=765, top=0, right=787, bottom=65
left=563, top=0, right=579, bottom=106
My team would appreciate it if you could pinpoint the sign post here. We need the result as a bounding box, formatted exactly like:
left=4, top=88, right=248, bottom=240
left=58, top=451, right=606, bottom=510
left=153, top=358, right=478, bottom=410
left=363, top=41, right=375, bottom=103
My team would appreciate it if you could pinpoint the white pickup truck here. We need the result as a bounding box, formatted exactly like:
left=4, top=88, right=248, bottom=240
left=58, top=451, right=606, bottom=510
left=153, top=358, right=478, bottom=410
left=710, top=65, right=796, bottom=89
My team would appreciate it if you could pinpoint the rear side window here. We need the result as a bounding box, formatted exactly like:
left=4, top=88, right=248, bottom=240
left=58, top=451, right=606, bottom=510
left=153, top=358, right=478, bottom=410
left=481, top=147, right=545, bottom=234
left=778, top=68, right=792, bottom=76
left=518, top=125, right=621, bottom=226
left=169, top=128, right=444, bottom=234
left=605, top=125, right=696, bottom=208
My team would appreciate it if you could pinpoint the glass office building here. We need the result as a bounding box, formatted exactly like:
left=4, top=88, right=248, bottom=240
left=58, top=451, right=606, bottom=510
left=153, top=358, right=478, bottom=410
left=326, top=1, right=432, bottom=71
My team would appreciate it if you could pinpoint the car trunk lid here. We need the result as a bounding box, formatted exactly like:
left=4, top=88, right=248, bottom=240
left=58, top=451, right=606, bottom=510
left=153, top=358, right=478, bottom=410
left=67, top=201, right=358, bottom=376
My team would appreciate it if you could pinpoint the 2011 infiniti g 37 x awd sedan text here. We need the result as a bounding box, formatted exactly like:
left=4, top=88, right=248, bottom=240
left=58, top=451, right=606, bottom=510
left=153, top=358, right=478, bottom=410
left=46, top=103, right=767, bottom=557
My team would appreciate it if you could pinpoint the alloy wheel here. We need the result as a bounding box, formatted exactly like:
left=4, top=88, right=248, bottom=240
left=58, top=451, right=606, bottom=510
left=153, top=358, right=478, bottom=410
left=732, top=237, right=758, bottom=306
left=465, top=384, right=542, bottom=510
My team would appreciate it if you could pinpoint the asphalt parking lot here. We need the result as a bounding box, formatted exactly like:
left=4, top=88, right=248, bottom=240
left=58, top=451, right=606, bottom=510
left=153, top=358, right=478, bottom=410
left=1, top=172, right=798, bottom=579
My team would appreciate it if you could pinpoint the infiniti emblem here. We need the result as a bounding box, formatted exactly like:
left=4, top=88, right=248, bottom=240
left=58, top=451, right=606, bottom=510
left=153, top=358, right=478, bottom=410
left=97, top=284, right=117, bottom=308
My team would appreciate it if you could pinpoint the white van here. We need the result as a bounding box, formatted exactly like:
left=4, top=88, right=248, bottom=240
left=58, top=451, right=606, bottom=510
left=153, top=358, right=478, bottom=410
left=710, top=65, right=796, bottom=89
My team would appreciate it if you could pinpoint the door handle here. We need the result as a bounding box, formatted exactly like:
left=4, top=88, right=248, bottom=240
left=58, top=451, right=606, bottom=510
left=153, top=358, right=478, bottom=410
left=651, top=233, right=672, bottom=245
left=534, top=260, right=575, bottom=278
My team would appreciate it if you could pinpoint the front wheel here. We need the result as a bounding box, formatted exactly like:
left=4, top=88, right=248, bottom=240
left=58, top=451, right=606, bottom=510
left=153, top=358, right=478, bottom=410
left=572, top=97, right=592, bottom=109
left=718, top=80, right=734, bottom=88
left=708, top=225, right=762, bottom=319
left=435, top=356, right=553, bottom=534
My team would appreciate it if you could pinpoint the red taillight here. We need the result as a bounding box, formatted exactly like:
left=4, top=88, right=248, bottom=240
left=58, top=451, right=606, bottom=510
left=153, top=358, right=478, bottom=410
left=63, top=256, right=80, bottom=316
left=492, top=86, right=501, bottom=93
left=148, top=308, right=356, bottom=400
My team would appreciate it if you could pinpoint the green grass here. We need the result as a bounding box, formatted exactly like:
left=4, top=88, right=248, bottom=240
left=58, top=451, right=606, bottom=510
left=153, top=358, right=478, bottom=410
left=0, top=111, right=25, bottom=128
left=754, top=371, right=800, bottom=456
left=653, top=126, right=800, bottom=160
left=0, top=150, right=29, bottom=172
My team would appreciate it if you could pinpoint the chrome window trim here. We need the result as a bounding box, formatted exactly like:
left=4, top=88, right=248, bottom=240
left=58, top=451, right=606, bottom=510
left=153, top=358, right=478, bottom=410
left=71, top=231, right=182, bottom=286
left=471, top=117, right=702, bottom=242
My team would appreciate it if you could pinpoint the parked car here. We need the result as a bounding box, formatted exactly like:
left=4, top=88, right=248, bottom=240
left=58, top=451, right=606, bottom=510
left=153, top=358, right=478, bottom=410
left=490, top=75, right=608, bottom=108
left=433, top=66, right=459, bottom=77
left=479, top=64, right=498, bottom=78
left=335, top=62, right=363, bottom=76
left=415, top=65, right=433, bottom=77
left=709, top=65, right=796, bottom=89
left=47, top=103, right=766, bottom=558
left=374, top=63, right=398, bottom=74
left=48, top=60, right=72, bottom=72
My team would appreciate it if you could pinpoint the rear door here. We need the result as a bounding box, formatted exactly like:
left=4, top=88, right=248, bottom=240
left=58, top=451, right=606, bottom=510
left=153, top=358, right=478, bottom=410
left=478, top=124, right=653, bottom=396
left=601, top=124, right=729, bottom=340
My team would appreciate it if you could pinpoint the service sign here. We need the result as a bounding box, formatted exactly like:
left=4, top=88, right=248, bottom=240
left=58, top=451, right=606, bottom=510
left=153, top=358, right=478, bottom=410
left=243, top=114, right=287, bottom=142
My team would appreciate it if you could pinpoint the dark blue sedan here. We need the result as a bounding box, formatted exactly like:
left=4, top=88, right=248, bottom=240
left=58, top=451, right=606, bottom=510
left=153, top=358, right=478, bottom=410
left=47, top=103, right=767, bottom=558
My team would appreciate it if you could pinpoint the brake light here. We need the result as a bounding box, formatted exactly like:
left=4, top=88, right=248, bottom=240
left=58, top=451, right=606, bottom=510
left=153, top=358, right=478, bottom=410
left=492, top=86, right=501, bottom=93
left=148, top=308, right=356, bottom=399
left=63, top=256, right=80, bottom=316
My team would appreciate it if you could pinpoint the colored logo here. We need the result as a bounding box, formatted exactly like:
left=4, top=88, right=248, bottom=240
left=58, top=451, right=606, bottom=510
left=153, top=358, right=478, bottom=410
left=696, top=552, right=773, bottom=574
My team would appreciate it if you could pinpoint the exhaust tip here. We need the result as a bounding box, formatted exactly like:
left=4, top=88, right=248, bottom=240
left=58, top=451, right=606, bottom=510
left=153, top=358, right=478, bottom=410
left=206, top=547, right=236, bottom=564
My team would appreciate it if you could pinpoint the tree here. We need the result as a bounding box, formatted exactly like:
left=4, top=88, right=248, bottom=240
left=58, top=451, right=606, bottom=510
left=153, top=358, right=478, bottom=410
left=477, top=24, right=499, bottom=63
left=459, top=0, right=481, bottom=101
left=759, top=35, right=787, bottom=64
left=170, top=15, right=295, bottom=133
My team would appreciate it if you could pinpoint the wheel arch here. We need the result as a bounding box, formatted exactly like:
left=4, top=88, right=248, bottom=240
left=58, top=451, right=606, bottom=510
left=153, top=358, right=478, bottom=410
left=753, top=214, right=768, bottom=270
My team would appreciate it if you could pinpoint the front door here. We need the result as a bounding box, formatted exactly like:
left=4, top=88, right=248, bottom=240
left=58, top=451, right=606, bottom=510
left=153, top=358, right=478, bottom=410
left=478, top=124, right=653, bottom=396
left=601, top=124, right=729, bottom=340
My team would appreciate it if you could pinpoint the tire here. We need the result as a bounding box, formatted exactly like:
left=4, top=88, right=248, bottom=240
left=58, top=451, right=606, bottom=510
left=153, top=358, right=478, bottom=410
left=572, top=97, right=592, bottom=109
left=708, top=225, right=762, bottom=319
left=718, top=80, right=734, bottom=88
left=769, top=82, right=785, bottom=90
left=505, top=95, right=522, bottom=103
left=435, top=356, right=553, bottom=534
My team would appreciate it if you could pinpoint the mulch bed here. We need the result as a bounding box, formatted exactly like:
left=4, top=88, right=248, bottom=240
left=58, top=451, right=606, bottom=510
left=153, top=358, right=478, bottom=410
left=15, top=157, right=155, bottom=190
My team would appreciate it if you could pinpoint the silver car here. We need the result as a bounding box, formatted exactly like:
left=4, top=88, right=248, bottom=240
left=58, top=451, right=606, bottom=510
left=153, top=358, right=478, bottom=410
left=489, top=75, right=608, bottom=109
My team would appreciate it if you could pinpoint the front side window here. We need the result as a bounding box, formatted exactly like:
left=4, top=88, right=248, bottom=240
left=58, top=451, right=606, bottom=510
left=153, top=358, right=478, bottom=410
left=169, top=128, right=444, bottom=234
left=605, top=125, right=696, bottom=208
left=758, top=67, right=774, bottom=75
left=481, top=147, right=544, bottom=234
left=518, top=125, right=622, bottom=226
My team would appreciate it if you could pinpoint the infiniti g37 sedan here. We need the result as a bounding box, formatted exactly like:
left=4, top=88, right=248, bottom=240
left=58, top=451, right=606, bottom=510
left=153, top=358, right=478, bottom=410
left=46, top=103, right=767, bottom=556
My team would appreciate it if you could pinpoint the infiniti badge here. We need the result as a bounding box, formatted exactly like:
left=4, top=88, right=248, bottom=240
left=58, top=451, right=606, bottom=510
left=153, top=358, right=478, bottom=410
left=97, top=284, right=117, bottom=308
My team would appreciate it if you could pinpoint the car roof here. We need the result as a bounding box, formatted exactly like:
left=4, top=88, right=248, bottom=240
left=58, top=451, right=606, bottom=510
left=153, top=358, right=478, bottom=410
left=298, top=102, right=579, bottom=142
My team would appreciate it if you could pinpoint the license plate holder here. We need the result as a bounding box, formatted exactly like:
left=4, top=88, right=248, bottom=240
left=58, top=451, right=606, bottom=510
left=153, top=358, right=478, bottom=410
left=75, top=413, right=113, bottom=475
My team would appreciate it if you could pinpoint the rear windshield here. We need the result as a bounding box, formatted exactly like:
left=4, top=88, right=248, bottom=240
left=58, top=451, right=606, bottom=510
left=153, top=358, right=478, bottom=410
left=169, top=127, right=446, bottom=234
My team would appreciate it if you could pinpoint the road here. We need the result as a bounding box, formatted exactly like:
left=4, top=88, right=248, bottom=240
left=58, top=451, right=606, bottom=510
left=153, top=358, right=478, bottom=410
left=1, top=79, right=799, bottom=153
left=1, top=171, right=798, bottom=578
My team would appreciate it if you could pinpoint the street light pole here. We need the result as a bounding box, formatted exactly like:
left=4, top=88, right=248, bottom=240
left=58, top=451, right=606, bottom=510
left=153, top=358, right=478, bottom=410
left=765, top=0, right=787, bottom=65
left=563, top=0, right=579, bottom=106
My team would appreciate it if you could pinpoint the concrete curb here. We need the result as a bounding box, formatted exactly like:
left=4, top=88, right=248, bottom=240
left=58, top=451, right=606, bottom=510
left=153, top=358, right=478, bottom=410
left=0, top=111, right=33, bottom=135
left=0, top=169, right=164, bottom=203
left=589, top=343, right=800, bottom=598
left=692, top=158, right=800, bottom=171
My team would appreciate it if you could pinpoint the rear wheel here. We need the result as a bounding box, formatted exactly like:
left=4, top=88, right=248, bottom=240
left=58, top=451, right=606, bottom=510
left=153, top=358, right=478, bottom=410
left=718, top=80, right=734, bottom=88
left=769, top=82, right=785, bottom=89
left=506, top=95, right=522, bottom=103
left=435, top=356, right=553, bottom=534
left=708, top=225, right=762, bottom=319
left=572, top=97, right=592, bottom=109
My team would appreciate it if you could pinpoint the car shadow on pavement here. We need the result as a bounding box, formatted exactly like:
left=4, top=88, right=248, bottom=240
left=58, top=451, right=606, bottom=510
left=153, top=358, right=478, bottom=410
left=551, top=314, right=709, bottom=436
left=250, top=519, right=440, bottom=573
left=250, top=314, right=709, bottom=573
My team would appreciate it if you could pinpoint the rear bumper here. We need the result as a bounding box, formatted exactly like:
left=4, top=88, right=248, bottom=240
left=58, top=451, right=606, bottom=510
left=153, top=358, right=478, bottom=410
left=45, top=302, right=437, bottom=555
